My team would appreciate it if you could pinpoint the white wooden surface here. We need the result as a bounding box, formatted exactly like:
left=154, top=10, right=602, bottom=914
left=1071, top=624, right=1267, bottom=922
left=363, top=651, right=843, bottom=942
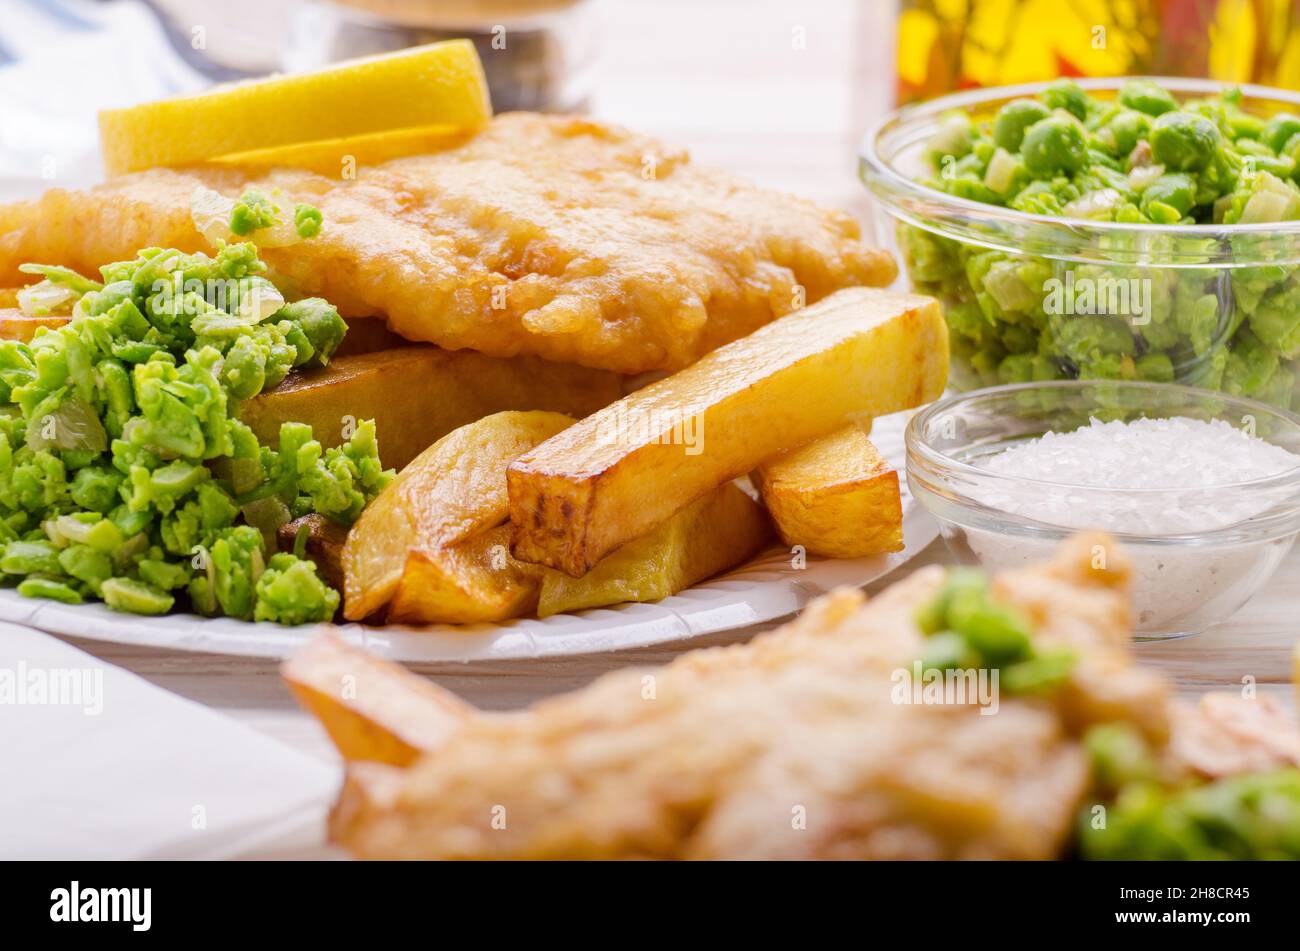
left=49, top=0, right=1300, bottom=768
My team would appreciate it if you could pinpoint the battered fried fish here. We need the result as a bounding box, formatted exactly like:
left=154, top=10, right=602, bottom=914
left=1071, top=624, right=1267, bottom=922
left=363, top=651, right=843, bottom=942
left=0, top=114, right=895, bottom=374
left=328, top=534, right=1171, bottom=860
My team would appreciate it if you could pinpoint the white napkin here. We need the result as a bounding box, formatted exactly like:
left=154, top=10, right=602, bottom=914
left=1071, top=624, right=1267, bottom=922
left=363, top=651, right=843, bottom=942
left=0, top=621, right=338, bottom=859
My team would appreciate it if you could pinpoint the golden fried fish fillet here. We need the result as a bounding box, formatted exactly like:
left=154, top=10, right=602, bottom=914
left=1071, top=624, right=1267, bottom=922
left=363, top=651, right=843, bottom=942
left=329, top=534, right=1170, bottom=860
left=0, top=114, right=895, bottom=374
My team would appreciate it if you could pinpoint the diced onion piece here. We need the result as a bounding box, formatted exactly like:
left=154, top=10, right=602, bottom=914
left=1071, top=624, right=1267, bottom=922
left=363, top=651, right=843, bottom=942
left=1063, top=188, right=1123, bottom=220
left=241, top=496, right=291, bottom=551
left=1238, top=173, right=1300, bottom=223
left=237, top=280, right=285, bottom=323
left=53, top=515, right=98, bottom=546
left=17, top=281, right=77, bottom=317
left=189, top=186, right=303, bottom=249
left=113, top=533, right=150, bottom=569
left=1127, top=163, right=1166, bottom=192
left=26, top=398, right=109, bottom=452
left=983, top=148, right=1019, bottom=195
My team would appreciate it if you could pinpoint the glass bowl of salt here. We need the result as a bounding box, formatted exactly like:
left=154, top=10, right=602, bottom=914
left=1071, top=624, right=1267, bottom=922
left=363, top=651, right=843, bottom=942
left=906, top=380, right=1300, bottom=639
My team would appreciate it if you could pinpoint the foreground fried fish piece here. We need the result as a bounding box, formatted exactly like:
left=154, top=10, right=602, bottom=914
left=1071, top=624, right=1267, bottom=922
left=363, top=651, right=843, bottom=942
left=327, top=534, right=1170, bottom=859
left=0, top=114, right=895, bottom=374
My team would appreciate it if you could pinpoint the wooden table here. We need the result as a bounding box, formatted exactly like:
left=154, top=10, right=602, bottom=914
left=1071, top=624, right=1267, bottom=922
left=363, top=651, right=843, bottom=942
left=60, top=0, right=1300, bottom=766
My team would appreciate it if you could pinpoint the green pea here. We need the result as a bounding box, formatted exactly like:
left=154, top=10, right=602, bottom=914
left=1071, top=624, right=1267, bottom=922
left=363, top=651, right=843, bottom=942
left=993, top=98, right=1052, bottom=152
left=946, top=588, right=1033, bottom=664
left=229, top=190, right=278, bottom=236
left=221, top=335, right=269, bottom=400
left=100, top=577, right=174, bottom=615
left=69, top=465, right=123, bottom=513
left=294, top=204, right=323, bottom=239
left=1150, top=111, right=1222, bottom=171
left=253, top=552, right=340, bottom=624
left=1135, top=352, right=1175, bottom=382
left=58, top=544, right=112, bottom=590
left=17, top=576, right=83, bottom=604
left=1143, top=201, right=1179, bottom=224
left=137, top=558, right=191, bottom=591
left=1085, top=723, right=1156, bottom=788
left=914, top=567, right=988, bottom=635
left=1001, top=648, right=1076, bottom=693
left=1, top=539, right=62, bottom=575
left=1261, top=112, right=1300, bottom=154
left=278, top=298, right=347, bottom=368
left=919, top=631, right=977, bottom=674
left=1108, top=109, right=1151, bottom=156
left=927, top=111, right=973, bottom=167
left=1043, top=78, right=1088, bottom=120
left=148, top=460, right=209, bottom=498
left=946, top=176, right=1004, bottom=205
left=1141, top=172, right=1196, bottom=216
left=1118, top=79, right=1178, bottom=117
left=1022, top=116, right=1089, bottom=175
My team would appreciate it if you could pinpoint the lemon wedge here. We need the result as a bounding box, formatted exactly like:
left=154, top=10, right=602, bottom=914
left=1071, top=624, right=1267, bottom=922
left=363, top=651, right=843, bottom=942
left=212, top=125, right=479, bottom=178
left=99, top=39, right=491, bottom=176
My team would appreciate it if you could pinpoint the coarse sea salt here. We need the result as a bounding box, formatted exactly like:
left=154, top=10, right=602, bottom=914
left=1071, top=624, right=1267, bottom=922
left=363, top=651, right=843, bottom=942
left=962, top=416, right=1300, bottom=635
left=974, top=416, right=1300, bottom=534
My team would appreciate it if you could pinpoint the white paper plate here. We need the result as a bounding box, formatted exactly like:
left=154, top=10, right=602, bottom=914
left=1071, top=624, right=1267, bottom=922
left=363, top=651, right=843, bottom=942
left=0, top=414, right=936, bottom=660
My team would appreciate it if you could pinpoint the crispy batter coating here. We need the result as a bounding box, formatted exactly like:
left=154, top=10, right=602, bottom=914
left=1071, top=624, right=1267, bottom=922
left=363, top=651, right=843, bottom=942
left=331, top=534, right=1170, bottom=860
left=0, top=114, right=895, bottom=373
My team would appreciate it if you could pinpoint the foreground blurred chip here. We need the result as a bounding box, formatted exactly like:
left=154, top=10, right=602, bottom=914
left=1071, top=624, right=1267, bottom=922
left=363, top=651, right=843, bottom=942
left=282, top=633, right=471, bottom=766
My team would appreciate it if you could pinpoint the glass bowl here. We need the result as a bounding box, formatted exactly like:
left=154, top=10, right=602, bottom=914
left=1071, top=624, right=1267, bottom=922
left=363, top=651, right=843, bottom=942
left=905, top=380, right=1300, bottom=639
left=860, top=77, right=1300, bottom=409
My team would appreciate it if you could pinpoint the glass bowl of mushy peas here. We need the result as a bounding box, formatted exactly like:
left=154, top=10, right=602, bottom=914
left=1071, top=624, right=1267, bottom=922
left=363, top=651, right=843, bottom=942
left=860, top=77, right=1300, bottom=410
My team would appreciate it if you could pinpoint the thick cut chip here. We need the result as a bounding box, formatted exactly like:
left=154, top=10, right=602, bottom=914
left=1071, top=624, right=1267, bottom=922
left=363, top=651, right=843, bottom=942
left=99, top=40, right=491, bottom=175
left=538, top=483, right=771, bottom=617
left=753, top=425, right=903, bottom=559
left=282, top=633, right=471, bottom=766
left=1, top=114, right=896, bottom=374
left=508, top=288, right=948, bottom=577
left=342, top=410, right=572, bottom=620
left=387, top=524, right=543, bottom=625
left=241, top=346, right=621, bottom=472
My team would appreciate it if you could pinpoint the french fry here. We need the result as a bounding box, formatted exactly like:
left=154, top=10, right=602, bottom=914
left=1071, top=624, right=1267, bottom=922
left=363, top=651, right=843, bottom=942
left=342, top=410, right=573, bottom=621
left=240, top=345, right=622, bottom=472
left=0, top=307, right=69, bottom=342
left=538, top=483, right=771, bottom=617
left=508, top=287, right=947, bottom=576
left=387, top=523, right=543, bottom=624
left=281, top=633, right=472, bottom=766
left=752, top=425, right=903, bottom=559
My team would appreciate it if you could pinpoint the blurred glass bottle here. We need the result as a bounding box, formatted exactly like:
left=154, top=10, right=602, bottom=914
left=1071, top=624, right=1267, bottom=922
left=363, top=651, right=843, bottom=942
left=896, top=0, right=1300, bottom=103
left=283, top=0, right=595, bottom=112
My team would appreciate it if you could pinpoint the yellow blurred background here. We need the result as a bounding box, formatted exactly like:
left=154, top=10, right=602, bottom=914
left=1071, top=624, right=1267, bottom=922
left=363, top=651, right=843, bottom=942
left=897, top=0, right=1300, bottom=103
